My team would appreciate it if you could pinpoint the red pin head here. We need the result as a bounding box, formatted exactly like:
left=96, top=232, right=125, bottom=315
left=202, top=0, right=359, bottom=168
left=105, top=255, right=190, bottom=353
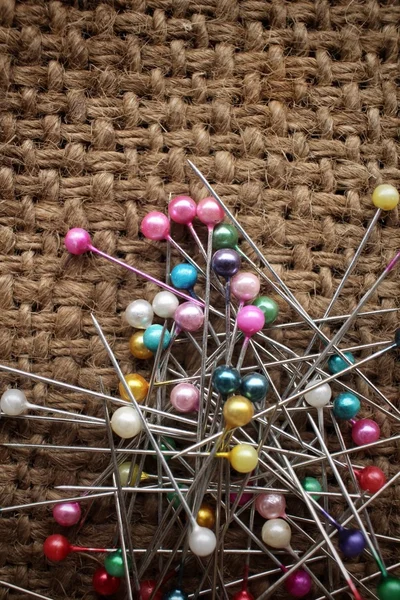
left=43, top=534, right=71, bottom=562
left=93, top=567, right=121, bottom=596
left=137, top=579, right=163, bottom=600
left=355, top=465, right=386, bottom=493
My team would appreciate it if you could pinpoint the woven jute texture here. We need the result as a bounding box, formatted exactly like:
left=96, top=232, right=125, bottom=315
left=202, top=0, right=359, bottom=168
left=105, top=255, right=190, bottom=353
left=0, top=1, right=400, bottom=598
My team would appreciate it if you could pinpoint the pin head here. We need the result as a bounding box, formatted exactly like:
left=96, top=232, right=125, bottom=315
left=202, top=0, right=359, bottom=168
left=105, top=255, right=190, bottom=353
left=212, top=366, right=241, bottom=396
left=143, top=324, right=172, bottom=352
left=168, top=195, right=197, bottom=225
left=196, top=197, right=225, bottom=227
left=223, top=395, right=254, bottom=429
left=111, top=406, right=143, bottom=439
left=170, top=383, right=199, bottom=413
left=196, top=503, right=216, bottom=529
left=174, top=302, right=204, bottom=332
left=152, top=291, right=179, bottom=319
left=372, top=184, right=399, bottom=211
left=170, top=263, right=198, bottom=290
left=240, top=373, right=269, bottom=403
left=351, top=418, right=380, bottom=446
left=303, top=380, right=332, bottom=408
left=255, top=493, right=286, bottom=519
left=125, top=299, right=154, bottom=329
left=229, top=444, right=258, bottom=473
left=158, top=436, right=177, bottom=461
left=332, top=392, right=360, bottom=419
left=167, top=484, right=188, bottom=509
left=104, top=549, right=130, bottom=578
left=53, top=502, right=81, bottom=527
left=129, top=331, right=154, bottom=360
left=92, top=567, right=121, bottom=596
left=338, top=528, right=366, bottom=557
left=355, top=465, right=386, bottom=493
left=231, top=272, right=261, bottom=303
left=43, top=534, right=71, bottom=561
left=284, top=570, right=312, bottom=598
left=261, top=518, right=291, bottom=549
left=327, top=351, right=355, bottom=374
left=138, top=580, right=163, bottom=600
left=377, top=575, right=400, bottom=600
left=119, top=373, right=149, bottom=403
left=212, top=249, right=241, bottom=279
left=188, top=525, right=217, bottom=556
left=164, top=589, right=189, bottom=600
left=252, top=296, right=279, bottom=325
left=237, top=305, right=265, bottom=338
left=141, top=211, right=170, bottom=240
left=229, top=482, right=253, bottom=507
left=64, top=228, right=92, bottom=255
left=1, top=388, right=28, bottom=416
left=212, top=223, right=239, bottom=249
left=232, top=591, right=254, bottom=600
left=301, top=476, right=322, bottom=501
left=118, top=462, right=148, bottom=485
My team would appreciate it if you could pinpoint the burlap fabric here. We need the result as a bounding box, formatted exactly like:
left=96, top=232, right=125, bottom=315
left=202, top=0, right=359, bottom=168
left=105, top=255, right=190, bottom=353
left=0, top=1, right=399, bottom=598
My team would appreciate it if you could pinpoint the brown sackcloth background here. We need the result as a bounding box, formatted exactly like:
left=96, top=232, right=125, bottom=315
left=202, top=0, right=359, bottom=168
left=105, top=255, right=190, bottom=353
left=1, top=0, right=400, bottom=598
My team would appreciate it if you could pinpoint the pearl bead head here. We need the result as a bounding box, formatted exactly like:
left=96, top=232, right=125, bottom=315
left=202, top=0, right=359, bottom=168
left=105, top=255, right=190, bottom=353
left=303, top=380, right=332, bottom=408
left=111, top=406, right=143, bottom=439
left=152, top=291, right=179, bottom=319
left=261, top=518, right=291, bottom=549
left=1, top=388, right=28, bottom=415
left=372, top=184, right=399, bottom=211
left=125, top=299, right=154, bottom=329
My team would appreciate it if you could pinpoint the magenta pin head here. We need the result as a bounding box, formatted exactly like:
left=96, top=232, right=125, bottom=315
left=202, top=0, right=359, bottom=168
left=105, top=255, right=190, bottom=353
left=237, top=305, right=265, bottom=338
left=351, top=418, right=380, bottom=446
left=229, top=480, right=253, bottom=507
left=284, top=569, right=312, bottom=598
left=170, top=383, right=199, bottom=413
left=141, top=211, right=170, bottom=241
left=53, top=502, right=82, bottom=527
left=231, top=272, right=261, bottom=303
left=174, top=302, right=204, bottom=332
left=64, top=228, right=92, bottom=255
left=196, top=197, right=225, bottom=227
left=168, top=195, right=197, bottom=225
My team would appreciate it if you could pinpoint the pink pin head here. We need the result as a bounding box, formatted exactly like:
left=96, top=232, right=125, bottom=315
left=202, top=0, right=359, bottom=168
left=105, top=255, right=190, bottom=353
left=141, top=211, right=170, bottom=241
left=174, top=302, right=204, bottom=332
left=196, top=197, right=225, bottom=227
left=284, top=570, right=312, bottom=598
left=64, top=228, right=92, bottom=255
left=231, top=272, right=261, bottom=303
left=170, top=383, right=199, bottom=413
left=53, top=502, right=82, bottom=527
left=351, top=418, right=380, bottom=446
left=237, top=305, right=265, bottom=338
left=168, top=195, right=197, bottom=225
left=255, top=493, right=286, bottom=519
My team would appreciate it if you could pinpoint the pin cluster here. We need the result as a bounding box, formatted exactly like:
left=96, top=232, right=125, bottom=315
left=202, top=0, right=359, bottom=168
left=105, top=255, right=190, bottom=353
left=1, top=173, right=400, bottom=600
